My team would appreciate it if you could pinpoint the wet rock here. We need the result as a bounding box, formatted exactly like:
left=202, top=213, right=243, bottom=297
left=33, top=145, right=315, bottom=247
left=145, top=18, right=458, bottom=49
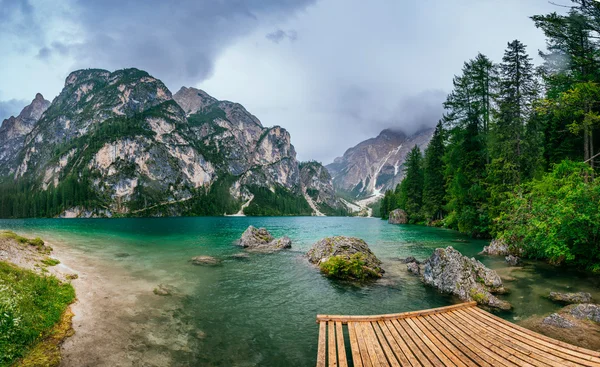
left=190, top=256, right=221, bottom=266
left=153, top=284, right=175, bottom=296
left=115, top=253, right=130, bottom=258
left=400, top=256, right=420, bottom=264
left=230, top=253, right=250, bottom=260
left=388, top=209, right=408, bottom=224
left=422, top=247, right=511, bottom=310
left=307, top=236, right=384, bottom=280
left=406, top=262, right=421, bottom=275
left=569, top=304, right=600, bottom=322
left=480, top=239, right=509, bottom=256
left=505, top=255, right=520, bottom=266
left=239, top=226, right=292, bottom=251
left=542, top=313, right=575, bottom=328
left=548, top=292, right=592, bottom=305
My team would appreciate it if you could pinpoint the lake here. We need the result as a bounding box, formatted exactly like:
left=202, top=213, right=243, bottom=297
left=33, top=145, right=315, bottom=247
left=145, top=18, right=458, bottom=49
left=1, top=217, right=598, bottom=366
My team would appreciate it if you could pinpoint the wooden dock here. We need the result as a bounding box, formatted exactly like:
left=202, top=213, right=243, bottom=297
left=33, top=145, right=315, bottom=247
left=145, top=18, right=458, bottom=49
left=316, top=302, right=600, bottom=367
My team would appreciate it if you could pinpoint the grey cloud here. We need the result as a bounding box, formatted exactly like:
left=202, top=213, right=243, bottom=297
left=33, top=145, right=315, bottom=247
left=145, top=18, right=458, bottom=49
left=34, top=0, right=315, bottom=87
left=36, top=41, right=72, bottom=60
left=266, top=29, right=298, bottom=43
left=0, top=99, right=28, bottom=125
left=0, top=0, right=35, bottom=36
left=387, top=90, right=446, bottom=135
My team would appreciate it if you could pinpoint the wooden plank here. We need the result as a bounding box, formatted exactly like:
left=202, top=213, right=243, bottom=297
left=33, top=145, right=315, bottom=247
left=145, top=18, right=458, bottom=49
left=317, top=321, right=327, bottom=367
left=329, top=321, right=338, bottom=367
left=430, top=313, right=518, bottom=367
left=471, top=307, right=600, bottom=365
left=463, top=308, right=600, bottom=367
left=394, top=318, right=445, bottom=367
left=336, top=322, right=348, bottom=367
left=451, top=309, right=556, bottom=367
left=423, top=314, right=494, bottom=367
left=363, top=322, right=393, bottom=367
left=401, top=318, right=453, bottom=367
left=380, top=320, right=422, bottom=367
left=352, top=322, right=373, bottom=367
left=317, top=302, right=477, bottom=323
left=357, top=322, right=386, bottom=367
left=371, top=322, right=401, bottom=367
left=389, top=318, right=435, bottom=367
left=437, top=312, right=534, bottom=367
left=376, top=321, right=413, bottom=367
left=347, top=323, right=364, bottom=367
left=406, top=317, right=463, bottom=367
left=411, top=316, right=475, bottom=367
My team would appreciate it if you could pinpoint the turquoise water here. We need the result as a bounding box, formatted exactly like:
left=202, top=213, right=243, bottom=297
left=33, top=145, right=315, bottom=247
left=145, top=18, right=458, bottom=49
left=1, top=217, right=598, bottom=366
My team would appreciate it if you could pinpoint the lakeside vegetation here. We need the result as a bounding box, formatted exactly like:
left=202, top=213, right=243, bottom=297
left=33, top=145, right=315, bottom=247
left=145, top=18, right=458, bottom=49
left=0, top=262, right=75, bottom=366
left=381, top=1, right=600, bottom=272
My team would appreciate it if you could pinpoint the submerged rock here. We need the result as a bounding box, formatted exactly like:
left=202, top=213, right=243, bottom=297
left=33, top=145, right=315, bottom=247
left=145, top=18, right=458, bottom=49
left=569, top=303, right=600, bottom=322
left=480, top=239, right=509, bottom=256
left=548, top=292, right=592, bottom=305
left=542, top=313, right=575, bottom=328
left=190, top=256, right=221, bottom=266
left=505, top=255, right=520, bottom=266
left=230, top=253, right=250, bottom=260
left=388, top=209, right=408, bottom=224
left=400, top=256, right=420, bottom=264
left=153, top=284, right=175, bottom=296
left=238, top=226, right=292, bottom=251
left=406, top=262, right=421, bottom=275
left=307, top=236, right=384, bottom=280
left=421, top=247, right=511, bottom=310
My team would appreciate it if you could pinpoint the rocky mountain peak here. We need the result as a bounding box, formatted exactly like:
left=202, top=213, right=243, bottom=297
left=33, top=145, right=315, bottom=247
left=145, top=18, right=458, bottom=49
left=173, top=87, right=218, bottom=115
left=326, top=127, right=434, bottom=198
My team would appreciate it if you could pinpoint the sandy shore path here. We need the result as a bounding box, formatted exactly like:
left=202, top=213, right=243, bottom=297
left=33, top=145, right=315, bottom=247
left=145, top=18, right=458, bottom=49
left=49, top=241, right=202, bottom=367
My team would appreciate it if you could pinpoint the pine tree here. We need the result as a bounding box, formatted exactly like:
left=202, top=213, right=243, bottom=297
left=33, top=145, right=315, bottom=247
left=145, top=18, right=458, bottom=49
left=397, top=145, right=424, bottom=223
left=422, top=121, right=446, bottom=221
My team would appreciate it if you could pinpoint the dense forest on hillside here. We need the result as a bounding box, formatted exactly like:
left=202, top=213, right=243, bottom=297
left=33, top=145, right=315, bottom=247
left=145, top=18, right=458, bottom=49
left=381, top=0, right=600, bottom=271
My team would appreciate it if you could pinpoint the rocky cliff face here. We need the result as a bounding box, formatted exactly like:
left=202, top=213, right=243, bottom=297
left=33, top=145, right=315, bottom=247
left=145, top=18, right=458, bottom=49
left=0, top=69, right=336, bottom=218
left=0, top=93, right=50, bottom=175
left=326, top=128, right=434, bottom=199
left=299, top=161, right=346, bottom=216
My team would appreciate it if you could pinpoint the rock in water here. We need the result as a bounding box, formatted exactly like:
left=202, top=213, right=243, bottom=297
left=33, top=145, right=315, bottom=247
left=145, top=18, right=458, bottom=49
left=400, top=256, right=420, bottom=264
left=569, top=304, right=600, bottom=322
left=549, top=292, right=593, bottom=305
left=480, top=239, right=509, bottom=256
left=388, top=209, right=408, bottom=224
left=542, top=313, right=575, bottom=328
left=239, top=226, right=292, bottom=251
left=307, top=236, right=384, bottom=280
left=505, top=255, right=520, bottom=266
left=422, top=247, right=511, bottom=310
left=406, top=262, right=421, bottom=275
left=190, top=256, right=221, bottom=266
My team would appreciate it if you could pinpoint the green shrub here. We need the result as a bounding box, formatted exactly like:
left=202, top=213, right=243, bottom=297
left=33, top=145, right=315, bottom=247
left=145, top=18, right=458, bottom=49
left=496, top=161, right=600, bottom=271
left=0, top=261, right=75, bottom=366
left=41, top=258, right=60, bottom=267
left=319, top=253, right=379, bottom=281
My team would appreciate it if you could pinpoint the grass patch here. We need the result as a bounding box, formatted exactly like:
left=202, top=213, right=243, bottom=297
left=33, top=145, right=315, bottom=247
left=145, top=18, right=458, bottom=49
left=0, top=261, right=75, bottom=366
left=0, top=231, right=49, bottom=254
left=41, top=258, right=60, bottom=267
left=319, top=253, right=380, bottom=281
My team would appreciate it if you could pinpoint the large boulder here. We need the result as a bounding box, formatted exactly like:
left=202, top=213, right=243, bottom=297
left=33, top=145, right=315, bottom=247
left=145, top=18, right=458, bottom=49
left=421, top=247, right=511, bottom=310
left=548, top=292, right=593, bottom=305
left=307, top=236, right=384, bottom=281
left=388, top=209, right=408, bottom=224
left=238, top=226, right=292, bottom=251
left=542, top=313, right=575, bottom=328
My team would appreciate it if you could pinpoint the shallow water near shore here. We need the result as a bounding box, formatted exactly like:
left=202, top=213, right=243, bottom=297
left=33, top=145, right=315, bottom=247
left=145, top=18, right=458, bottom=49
left=1, top=217, right=599, bottom=366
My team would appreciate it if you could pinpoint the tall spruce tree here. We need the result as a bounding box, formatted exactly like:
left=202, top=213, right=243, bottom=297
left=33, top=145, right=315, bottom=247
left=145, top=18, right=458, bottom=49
left=397, top=145, right=424, bottom=223
left=422, top=122, right=446, bottom=221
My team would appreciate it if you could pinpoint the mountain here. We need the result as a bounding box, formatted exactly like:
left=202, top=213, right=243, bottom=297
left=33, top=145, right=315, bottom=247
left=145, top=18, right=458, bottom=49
left=326, top=128, right=434, bottom=200
left=299, top=161, right=347, bottom=216
left=0, top=93, right=50, bottom=174
left=0, top=68, right=340, bottom=218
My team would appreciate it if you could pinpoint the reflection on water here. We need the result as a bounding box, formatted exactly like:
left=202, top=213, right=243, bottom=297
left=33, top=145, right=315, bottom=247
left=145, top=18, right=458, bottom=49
left=0, top=217, right=598, bottom=366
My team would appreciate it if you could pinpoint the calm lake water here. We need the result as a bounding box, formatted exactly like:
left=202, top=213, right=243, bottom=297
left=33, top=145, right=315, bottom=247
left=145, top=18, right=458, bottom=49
left=1, top=217, right=598, bottom=366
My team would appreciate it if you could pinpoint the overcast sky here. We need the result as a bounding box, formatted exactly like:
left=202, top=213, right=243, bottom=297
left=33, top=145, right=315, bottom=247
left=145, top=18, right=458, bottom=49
left=0, top=0, right=566, bottom=163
